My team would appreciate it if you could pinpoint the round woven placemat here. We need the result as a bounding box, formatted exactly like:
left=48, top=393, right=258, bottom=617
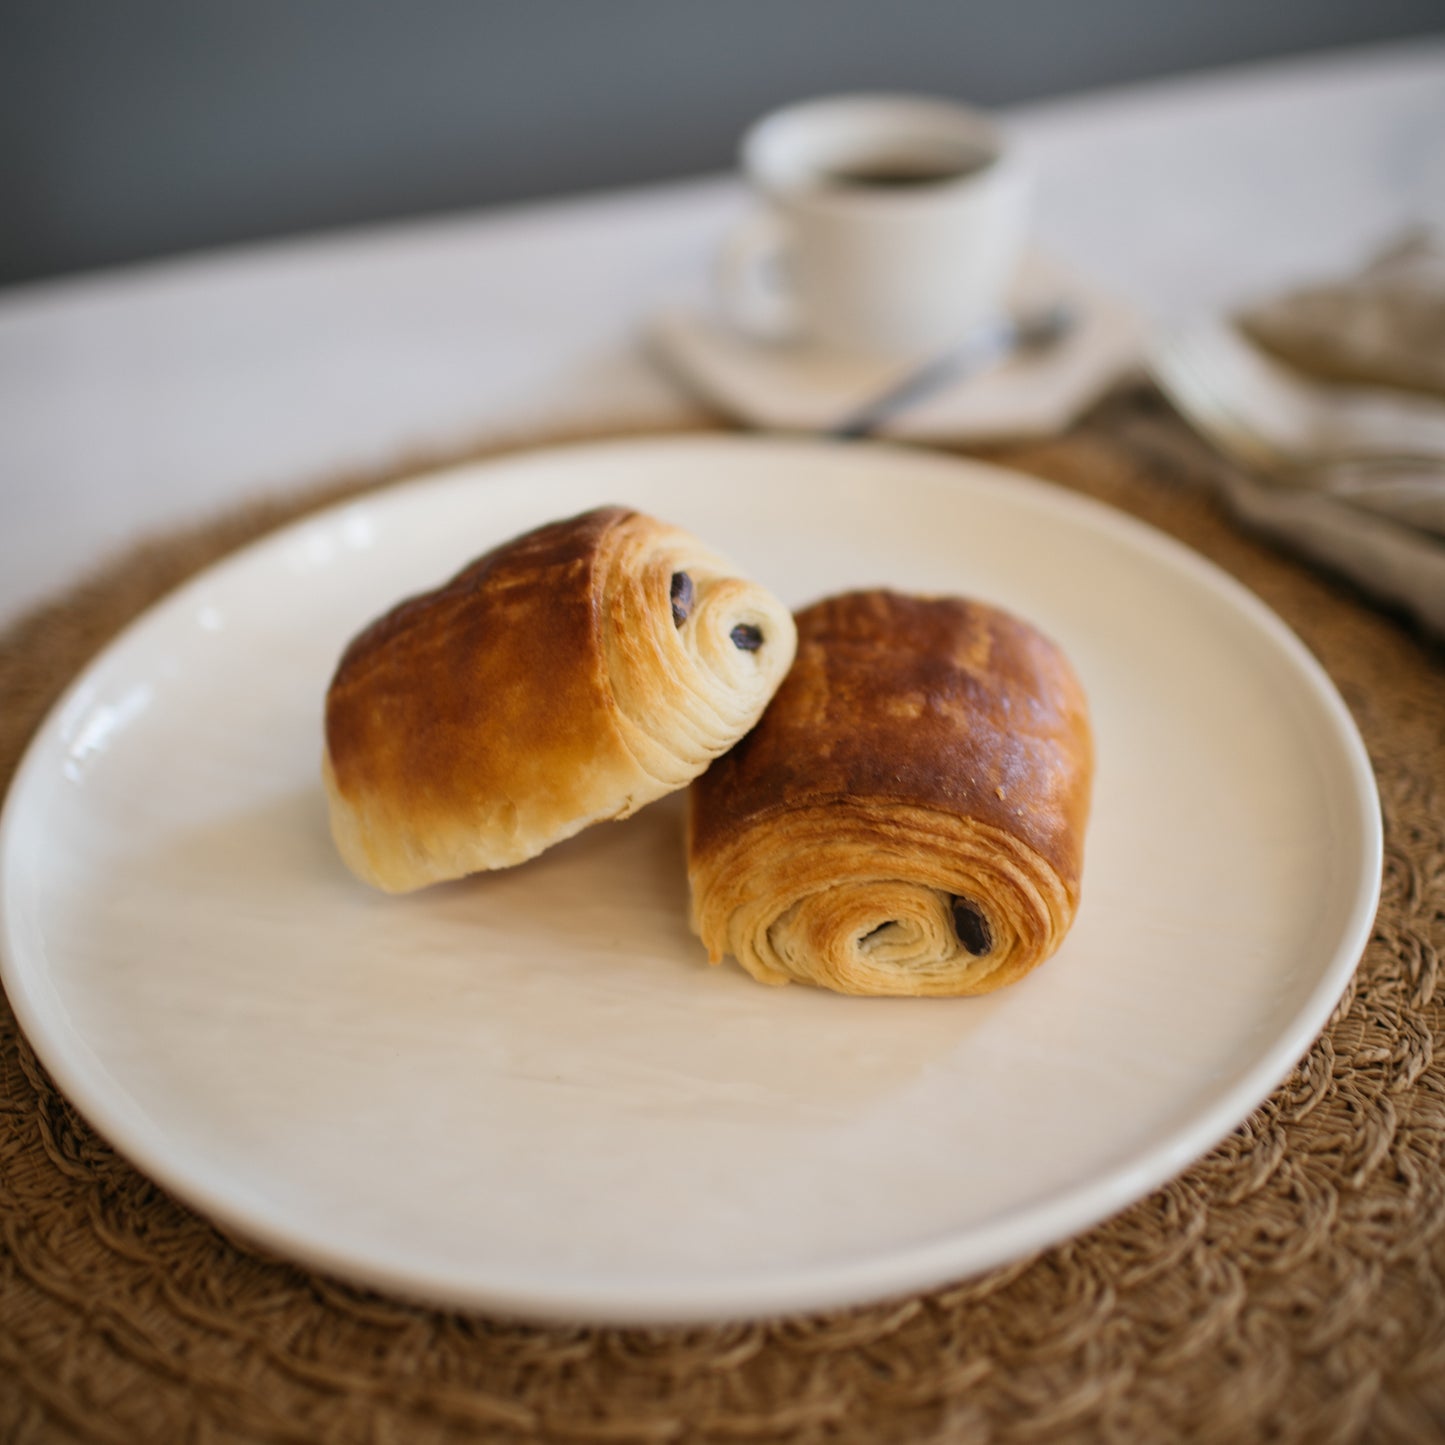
left=2, top=390, right=1443, bottom=1444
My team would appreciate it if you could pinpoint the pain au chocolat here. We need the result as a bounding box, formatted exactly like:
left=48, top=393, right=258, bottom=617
left=687, top=589, right=1093, bottom=996
left=323, top=506, right=796, bottom=892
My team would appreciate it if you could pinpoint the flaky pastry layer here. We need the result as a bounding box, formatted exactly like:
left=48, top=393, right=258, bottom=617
left=323, top=505, right=796, bottom=892
left=687, top=589, right=1092, bottom=996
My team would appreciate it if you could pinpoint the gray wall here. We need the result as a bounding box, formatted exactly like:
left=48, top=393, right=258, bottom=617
left=2, top=0, right=1440, bottom=288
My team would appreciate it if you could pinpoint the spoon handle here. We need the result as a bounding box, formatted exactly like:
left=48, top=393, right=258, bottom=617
left=829, top=304, right=1075, bottom=440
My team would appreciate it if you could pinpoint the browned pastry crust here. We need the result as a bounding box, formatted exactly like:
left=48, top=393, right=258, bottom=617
left=323, top=506, right=796, bottom=892
left=687, top=589, right=1093, bottom=996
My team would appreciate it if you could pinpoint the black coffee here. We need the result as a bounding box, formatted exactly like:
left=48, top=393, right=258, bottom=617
left=823, top=149, right=990, bottom=190
left=826, top=163, right=964, bottom=189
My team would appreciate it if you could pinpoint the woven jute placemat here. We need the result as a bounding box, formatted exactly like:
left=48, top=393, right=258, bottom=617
left=1, top=389, right=1442, bottom=1443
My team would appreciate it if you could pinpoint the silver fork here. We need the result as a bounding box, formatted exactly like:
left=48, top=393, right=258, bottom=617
left=1150, top=318, right=1445, bottom=469
left=1148, top=321, right=1445, bottom=537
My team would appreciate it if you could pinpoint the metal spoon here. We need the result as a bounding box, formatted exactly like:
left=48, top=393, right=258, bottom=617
left=828, top=302, right=1076, bottom=440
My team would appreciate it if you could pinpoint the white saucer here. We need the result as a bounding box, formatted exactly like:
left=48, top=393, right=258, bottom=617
left=647, top=251, right=1145, bottom=442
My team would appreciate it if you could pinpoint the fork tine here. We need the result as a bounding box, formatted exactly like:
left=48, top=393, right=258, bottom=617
left=1149, top=332, right=1290, bottom=473
left=1163, top=319, right=1445, bottom=465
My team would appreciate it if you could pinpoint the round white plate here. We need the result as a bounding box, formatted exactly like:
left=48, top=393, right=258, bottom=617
left=0, top=436, right=1381, bottom=1325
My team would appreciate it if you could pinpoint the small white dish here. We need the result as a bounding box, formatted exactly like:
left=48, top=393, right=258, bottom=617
left=0, top=436, right=1380, bottom=1325
left=648, top=251, right=1144, bottom=441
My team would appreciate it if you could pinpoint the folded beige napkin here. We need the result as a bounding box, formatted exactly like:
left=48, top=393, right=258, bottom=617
left=1214, top=231, right=1445, bottom=638
left=1239, top=229, right=1445, bottom=399
left=1212, top=464, right=1445, bottom=637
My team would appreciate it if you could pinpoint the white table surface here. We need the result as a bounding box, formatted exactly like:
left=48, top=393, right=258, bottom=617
left=1, top=37, right=1442, bottom=626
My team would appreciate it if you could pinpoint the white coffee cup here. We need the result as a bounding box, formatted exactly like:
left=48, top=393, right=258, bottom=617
left=719, top=93, right=1030, bottom=359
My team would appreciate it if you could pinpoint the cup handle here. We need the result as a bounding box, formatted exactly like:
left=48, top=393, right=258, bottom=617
left=716, top=209, right=800, bottom=341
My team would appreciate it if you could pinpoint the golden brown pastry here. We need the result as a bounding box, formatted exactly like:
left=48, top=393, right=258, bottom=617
left=687, top=589, right=1092, bottom=996
left=323, top=506, right=797, bottom=892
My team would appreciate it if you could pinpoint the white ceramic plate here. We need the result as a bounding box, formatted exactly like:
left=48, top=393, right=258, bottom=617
left=0, top=436, right=1380, bottom=1325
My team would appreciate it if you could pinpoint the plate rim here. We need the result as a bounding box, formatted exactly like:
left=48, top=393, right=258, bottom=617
left=0, top=433, right=1384, bottom=1324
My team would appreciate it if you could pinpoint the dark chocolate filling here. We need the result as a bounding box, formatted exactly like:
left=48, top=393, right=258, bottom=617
left=730, top=622, right=763, bottom=651
left=950, top=897, right=992, bottom=956
left=670, top=571, right=694, bottom=627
